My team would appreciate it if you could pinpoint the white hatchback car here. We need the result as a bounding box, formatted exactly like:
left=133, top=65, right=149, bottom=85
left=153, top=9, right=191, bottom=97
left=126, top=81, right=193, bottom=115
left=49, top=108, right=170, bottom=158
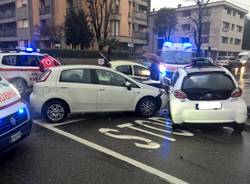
left=168, top=64, right=247, bottom=133
left=30, top=65, right=167, bottom=123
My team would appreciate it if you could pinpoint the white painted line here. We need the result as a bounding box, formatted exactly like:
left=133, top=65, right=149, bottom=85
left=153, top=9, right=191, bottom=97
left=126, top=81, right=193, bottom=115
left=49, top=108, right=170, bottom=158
left=33, top=118, right=87, bottom=127
left=134, top=120, right=194, bottom=137
left=33, top=120, right=188, bottom=184
left=117, top=123, right=176, bottom=142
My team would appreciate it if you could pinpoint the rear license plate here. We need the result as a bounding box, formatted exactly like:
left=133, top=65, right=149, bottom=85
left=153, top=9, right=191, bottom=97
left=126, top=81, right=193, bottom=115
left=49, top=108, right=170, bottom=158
left=197, top=102, right=222, bottom=110
left=10, top=131, right=22, bottom=143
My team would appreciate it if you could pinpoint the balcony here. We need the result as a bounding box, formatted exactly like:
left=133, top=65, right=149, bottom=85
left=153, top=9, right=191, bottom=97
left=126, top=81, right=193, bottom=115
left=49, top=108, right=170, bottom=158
left=0, top=29, right=16, bottom=37
left=133, top=31, right=147, bottom=40
left=40, top=6, right=50, bottom=15
left=0, top=9, right=15, bottom=19
left=133, top=10, right=147, bottom=20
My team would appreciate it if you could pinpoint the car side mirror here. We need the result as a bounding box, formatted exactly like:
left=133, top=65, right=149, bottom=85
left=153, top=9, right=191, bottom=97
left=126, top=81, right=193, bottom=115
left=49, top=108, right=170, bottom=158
left=125, top=81, right=132, bottom=90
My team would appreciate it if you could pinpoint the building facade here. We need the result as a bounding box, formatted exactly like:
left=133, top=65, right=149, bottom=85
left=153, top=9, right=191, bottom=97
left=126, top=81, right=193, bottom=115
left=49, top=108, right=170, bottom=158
left=0, top=0, right=150, bottom=51
left=147, top=1, right=248, bottom=59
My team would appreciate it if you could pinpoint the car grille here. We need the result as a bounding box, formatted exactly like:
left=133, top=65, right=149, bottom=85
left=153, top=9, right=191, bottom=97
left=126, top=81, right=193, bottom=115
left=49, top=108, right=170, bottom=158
left=0, top=109, right=28, bottom=136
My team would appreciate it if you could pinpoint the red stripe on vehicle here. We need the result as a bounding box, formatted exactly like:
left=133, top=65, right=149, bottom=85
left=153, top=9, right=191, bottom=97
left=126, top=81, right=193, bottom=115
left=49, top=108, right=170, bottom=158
left=0, top=99, right=21, bottom=110
left=0, top=68, right=40, bottom=72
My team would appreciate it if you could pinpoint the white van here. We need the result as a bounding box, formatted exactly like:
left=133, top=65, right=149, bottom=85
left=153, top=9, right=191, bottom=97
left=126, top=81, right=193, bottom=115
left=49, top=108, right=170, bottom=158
left=0, top=75, right=32, bottom=153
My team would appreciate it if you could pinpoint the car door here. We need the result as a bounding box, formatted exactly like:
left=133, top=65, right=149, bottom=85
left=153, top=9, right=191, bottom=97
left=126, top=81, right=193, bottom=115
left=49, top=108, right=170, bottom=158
left=94, top=69, right=136, bottom=111
left=57, top=69, right=98, bottom=112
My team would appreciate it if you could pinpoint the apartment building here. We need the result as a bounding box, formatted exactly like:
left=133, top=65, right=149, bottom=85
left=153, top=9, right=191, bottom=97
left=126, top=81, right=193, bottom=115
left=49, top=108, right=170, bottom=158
left=148, top=1, right=248, bottom=59
left=0, top=0, right=150, bottom=51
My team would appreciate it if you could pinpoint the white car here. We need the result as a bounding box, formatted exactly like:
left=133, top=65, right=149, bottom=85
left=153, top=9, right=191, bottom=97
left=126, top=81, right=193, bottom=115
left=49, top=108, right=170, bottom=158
left=168, top=64, right=247, bottom=133
left=30, top=65, right=167, bottom=123
left=216, top=56, right=236, bottom=68
left=0, top=75, right=32, bottom=152
left=110, top=60, right=150, bottom=81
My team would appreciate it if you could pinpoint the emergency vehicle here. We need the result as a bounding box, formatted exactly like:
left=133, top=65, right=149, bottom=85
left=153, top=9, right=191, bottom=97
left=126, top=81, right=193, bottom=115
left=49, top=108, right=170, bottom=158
left=159, top=42, right=193, bottom=79
left=0, top=48, right=61, bottom=95
left=0, top=75, right=32, bottom=153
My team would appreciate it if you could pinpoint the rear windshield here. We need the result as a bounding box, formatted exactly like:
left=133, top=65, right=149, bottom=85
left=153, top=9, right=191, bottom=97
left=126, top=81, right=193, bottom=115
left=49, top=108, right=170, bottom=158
left=182, top=72, right=236, bottom=100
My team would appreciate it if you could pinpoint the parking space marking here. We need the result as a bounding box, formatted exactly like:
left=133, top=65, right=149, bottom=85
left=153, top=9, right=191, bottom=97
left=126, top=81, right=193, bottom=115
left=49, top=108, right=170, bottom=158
left=33, top=120, right=189, bottom=184
left=99, top=128, right=161, bottom=149
left=52, top=118, right=87, bottom=127
left=134, top=120, right=194, bottom=137
left=117, top=123, right=176, bottom=142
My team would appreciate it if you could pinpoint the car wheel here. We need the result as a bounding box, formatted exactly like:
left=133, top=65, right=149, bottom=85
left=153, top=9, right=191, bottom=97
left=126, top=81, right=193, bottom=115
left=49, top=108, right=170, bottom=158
left=136, top=97, right=156, bottom=118
left=233, top=124, right=245, bottom=133
left=43, top=100, right=68, bottom=123
left=11, top=78, right=27, bottom=96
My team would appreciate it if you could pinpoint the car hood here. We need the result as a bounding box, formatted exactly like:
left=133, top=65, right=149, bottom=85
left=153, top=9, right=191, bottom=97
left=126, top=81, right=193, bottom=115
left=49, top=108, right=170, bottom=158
left=0, top=79, right=20, bottom=108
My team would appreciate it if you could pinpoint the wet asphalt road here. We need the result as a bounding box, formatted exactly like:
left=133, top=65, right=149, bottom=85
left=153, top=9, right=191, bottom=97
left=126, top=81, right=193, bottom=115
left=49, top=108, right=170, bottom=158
left=1, top=66, right=250, bottom=184
left=0, top=112, right=250, bottom=184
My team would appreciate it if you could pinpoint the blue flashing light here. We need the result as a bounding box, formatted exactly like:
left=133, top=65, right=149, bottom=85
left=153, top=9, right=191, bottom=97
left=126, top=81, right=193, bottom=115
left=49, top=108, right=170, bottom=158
left=164, top=41, right=173, bottom=47
left=18, top=109, right=25, bottom=114
left=159, top=65, right=166, bottom=73
left=182, top=43, right=192, bottom=48
left=26, top=48, right=34, bottom=52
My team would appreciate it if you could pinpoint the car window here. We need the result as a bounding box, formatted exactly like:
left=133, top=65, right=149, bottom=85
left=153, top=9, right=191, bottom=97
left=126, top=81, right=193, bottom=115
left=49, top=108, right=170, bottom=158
left=171, top=72, right=179, bottom=87
left=96, top=70, right=128, bottom=87
left=134, top=65, right=150, bottom=77
left=116, top=65, right=133, bottom=75
left=2, top=55, right=40, bottom=67
left=60, top=69, right=91, bottom=83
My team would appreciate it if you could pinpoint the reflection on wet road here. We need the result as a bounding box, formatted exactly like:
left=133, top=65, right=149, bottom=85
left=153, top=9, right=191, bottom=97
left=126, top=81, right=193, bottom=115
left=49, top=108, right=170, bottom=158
left=232, top=66, right=250, bottom=106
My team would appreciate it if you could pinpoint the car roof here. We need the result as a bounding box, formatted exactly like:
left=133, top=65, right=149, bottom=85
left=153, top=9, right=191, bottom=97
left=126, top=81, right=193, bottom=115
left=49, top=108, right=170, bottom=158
left=110, top=60, right=147, bottom=68
left=0, top=51, right=44, bottom=56
left=180, top=66, right=230, bottom=75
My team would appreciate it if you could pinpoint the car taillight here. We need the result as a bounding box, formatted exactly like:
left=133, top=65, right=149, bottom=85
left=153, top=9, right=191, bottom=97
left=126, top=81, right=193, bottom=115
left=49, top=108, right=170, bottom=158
left=231, top=88, right=242, bottom=98
left=174, top=90, right=187, bottom=99
left=37, top=70, right=51, bottom=82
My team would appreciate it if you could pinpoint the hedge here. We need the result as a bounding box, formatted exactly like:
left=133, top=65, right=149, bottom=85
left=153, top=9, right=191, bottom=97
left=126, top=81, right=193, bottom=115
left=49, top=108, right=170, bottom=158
left=40, top=49, right=142, bottom=60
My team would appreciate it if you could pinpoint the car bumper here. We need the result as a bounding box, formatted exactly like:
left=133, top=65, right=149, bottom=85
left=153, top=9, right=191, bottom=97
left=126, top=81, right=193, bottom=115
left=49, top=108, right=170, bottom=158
left=171, top=98, right=247, bottom=124
left=30, top=93, right=44, bottom=114
left=0, top=119, right=32, bottom=153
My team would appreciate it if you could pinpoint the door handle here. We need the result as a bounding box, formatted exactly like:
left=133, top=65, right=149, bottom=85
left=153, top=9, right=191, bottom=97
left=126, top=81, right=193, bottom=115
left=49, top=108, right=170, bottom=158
left=99, top=89, right=105, bottom=91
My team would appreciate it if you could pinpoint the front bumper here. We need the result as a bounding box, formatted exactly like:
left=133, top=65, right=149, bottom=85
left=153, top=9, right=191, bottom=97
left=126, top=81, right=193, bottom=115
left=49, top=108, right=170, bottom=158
left=0, top=120, right=32, bottom=153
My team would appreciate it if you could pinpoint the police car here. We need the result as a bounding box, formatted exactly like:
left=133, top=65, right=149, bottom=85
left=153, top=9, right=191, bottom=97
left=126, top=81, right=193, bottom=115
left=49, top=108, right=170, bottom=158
left=0, top=75, right=32, bottom=153
left=0, top=48, right=60, bottom=96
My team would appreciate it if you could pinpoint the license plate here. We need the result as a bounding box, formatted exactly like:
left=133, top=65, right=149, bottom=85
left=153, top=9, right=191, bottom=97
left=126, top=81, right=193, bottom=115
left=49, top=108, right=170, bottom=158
left=10, top=131, right=22, bottom=143
left=197, top=102, right=222, bottom=110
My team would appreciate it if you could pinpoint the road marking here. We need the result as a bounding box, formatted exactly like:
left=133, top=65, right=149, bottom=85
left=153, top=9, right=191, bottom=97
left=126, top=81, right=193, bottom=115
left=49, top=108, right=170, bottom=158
left=52, top=118, right=86, bottom=127
left=33, top=120, right=188, bottom=184
left=117, top=123, right=176, bottom=142
left=148, top=117, right=172, bottom=128
left=134, top=120, right=194, bottom=137
left=99, top=128, right=160, bottom=149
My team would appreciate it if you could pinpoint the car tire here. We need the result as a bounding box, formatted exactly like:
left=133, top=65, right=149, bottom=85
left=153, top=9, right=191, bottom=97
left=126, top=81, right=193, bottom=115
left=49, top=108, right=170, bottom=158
left=42, top=100, right=68, bottom=123
left=233, top=124, right=245, bottom=133
left=136, top=97, right=156, bottom=118
left=11, top=78, right=27, bottom=96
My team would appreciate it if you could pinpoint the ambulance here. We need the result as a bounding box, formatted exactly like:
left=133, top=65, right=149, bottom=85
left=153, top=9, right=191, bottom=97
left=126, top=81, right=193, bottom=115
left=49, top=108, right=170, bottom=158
left=0, top=75, right=32, bottom=153
left=0, top=48, right=61, bottom=95
left=159, top=42, right=193, bottom=80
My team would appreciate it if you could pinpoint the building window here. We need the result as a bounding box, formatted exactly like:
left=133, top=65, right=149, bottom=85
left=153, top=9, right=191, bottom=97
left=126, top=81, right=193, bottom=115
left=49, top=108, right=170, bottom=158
left=202, top=8, right=210, bottom=16
left=111, top=21, right=120, bottom=36
left=17, top=19, right=29, bottom=28
left=222, top=22, right=230, bottom=32
left=230, top=38, right=234, bottom=44
left=236, top=25, right=242, bottom=32
left=182, top=24, right=190, bottom=31
left=180, top=37, right=189, bottom=43
left=224, top=7, right=231, bottom=15
left=201, top=36, right=209, bottom=44
left=231, top=24, right=235, bottom=31
left=235, top=39, right=241, bottom=45
left=233, top=10, right=236, bottom=16
left=182, top=10, right=191, bottom=17
left=221, top=36, right=228, bottom=44
left=16, top=0, right=28, bottom=8
left=111, top=0, right=120, bottom=14
left=202, top=22, right=210, bottom=35
left=238, top=13, right=244, bottom=19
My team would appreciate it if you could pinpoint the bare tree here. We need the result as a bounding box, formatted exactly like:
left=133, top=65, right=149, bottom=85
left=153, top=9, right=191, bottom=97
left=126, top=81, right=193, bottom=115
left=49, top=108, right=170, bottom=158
left=86, top=0, right=113, bottom=50
left=188, top=0, right=210, bottom=56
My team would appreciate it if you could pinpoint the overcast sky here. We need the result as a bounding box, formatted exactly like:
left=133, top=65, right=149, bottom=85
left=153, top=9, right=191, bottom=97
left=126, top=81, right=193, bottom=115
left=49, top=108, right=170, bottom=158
left=151, top=0, right=250, bottom=16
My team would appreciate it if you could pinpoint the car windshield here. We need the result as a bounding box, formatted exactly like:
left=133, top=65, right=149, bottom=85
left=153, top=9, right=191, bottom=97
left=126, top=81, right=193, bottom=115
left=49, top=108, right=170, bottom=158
left=182, top=72, right=236, bottom=100
left=160, top=51, right=193, bottom=65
